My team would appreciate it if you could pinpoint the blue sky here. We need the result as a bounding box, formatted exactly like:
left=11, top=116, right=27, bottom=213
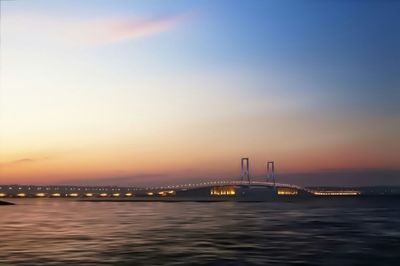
left=7, top=0, right=398, bottom=109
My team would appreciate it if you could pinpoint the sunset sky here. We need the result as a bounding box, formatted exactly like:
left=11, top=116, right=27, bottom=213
left=0, top=0, right=399, bottom=186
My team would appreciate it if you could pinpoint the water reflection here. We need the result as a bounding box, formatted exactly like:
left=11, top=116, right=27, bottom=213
left=1, top=198, right=400, bottom=265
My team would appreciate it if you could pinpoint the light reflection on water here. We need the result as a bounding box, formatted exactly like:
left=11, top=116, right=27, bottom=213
left=1, top=198, right=400, bottom=265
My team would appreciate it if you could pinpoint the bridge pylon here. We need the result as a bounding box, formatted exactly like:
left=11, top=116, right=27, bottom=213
left=240, top=158, right=251, bottom=184
left=267, top=161, right=276, bottom=186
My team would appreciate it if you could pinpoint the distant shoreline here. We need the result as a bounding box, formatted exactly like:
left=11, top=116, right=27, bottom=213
left=0, top=200, right=14, bottom=205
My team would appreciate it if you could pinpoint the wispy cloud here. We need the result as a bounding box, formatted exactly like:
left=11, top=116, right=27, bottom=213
left=0, top=157, right=49, bottom=167
left=8, top=11, right=191, bottom=46
left=0, top=158, right=42, bottom=167
left=4, top=158, right=34, bottom=165
left=77, top=13, right=189, bottom=45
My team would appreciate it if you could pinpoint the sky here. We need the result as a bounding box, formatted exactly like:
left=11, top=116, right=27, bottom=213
left=0, top=0, right=399, bottom=186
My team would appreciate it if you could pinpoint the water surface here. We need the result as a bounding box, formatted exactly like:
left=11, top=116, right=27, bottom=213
left=1, top=198, right=400, bottom=265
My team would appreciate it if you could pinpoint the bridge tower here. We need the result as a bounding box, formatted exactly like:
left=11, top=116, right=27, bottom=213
left=240, top=158, right=251, bottom=184
left=267, top=161, right=276, bottom=186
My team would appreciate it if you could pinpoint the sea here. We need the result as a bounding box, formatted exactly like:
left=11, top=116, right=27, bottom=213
left=1, top=197, right=400, bottom=265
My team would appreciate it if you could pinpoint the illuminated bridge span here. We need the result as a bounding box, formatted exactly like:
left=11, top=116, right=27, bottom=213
left=0, top=181, right=301, bottom=198
left=143, top=181, right=301, bottom=191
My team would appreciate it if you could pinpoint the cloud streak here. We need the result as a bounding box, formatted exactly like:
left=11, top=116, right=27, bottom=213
left=78, top=14, right=188, bottom=45
left=8, top=11, right=191, bottom=46
left=0, top=155, right=53, bottom=168
left=0, top=157, right=48, bottom=167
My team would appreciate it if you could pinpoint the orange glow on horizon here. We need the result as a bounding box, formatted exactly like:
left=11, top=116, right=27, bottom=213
left=0, top=145, right=397, bottom=186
